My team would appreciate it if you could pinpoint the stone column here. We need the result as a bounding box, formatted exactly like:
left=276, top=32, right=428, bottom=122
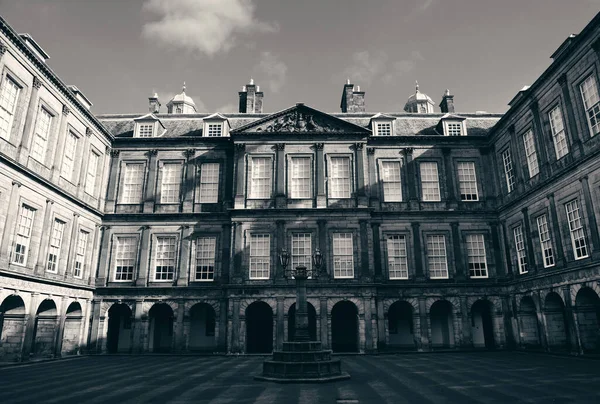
left=315, top=143, right=326, bottom=208
left=376, top=299, right=386, bottom=350
left=521, top=207, right=537, bottom=273
left=501, top=221, right=513, bottom=277
left=143, top=149, right=158, bottom=213
left=534, top=292, right=549, bottom=350
left=182, top=149, right=196, bottom=212
left=54, top=296, right=68, bottom=357
left=530, top=101, right=550, bottom=177
left=557, top=74, right=583, bottom=155
left=234, top=144, right=246, bottom=209
left=131, top=300, right=144, bottom=353
left=76, top=128, right=91, bottom=200
left=232, top=222, right=243, bottom=279
left=320, top=297, right=328, bottom=349
left=50, top=106, right=71, bottom=182
left=231, top=298, right=240, bottom=352
left=580, top=176, right=600, bottom=258
left=273, top=220, right=285, bottom=279
left=220, top=223, right=232, bottom=283
left=354, top=143, right=367, bottom=207
left=17, top=76, right=42, bottom=164
left=176, top=226, right=192, bottom=286
left=562, top=286, right=581, bottom=354
left=371, top=222, right=382, bottom=279
left=364, top=297, right=374, bottom=352
left=275, top=143, right=286, bottom=208
left=104, top=150, right=121, bottom=213
left=451, top=222, right=464, bottom=280
left=359, top=220, right=370, bottom=280
left=223, top=148, right=234, bottom=209
left=478, top=147, right=496, bottom=206
left=95, top=226, right=110, bottom=286
left=412, top=222, right=424, bottom=280
left=502, top=295, right=516, bottom=349
left=87, top=299, right=102, bottom=353
left=489, top=221, right=504, bottom=278
left=1, top=181, right=21, bottom=261
left=403, top=148, right=418, bottom=205
left=276, top=297, right=285, bottom=347
left=547, top=193, right=565, bottom=266
left=174, top=300, right=185, bottom=352
left=34, top=199, right=54, bottom=275
left=63, top=213, right=80, bottom=279
left=317, top=219, right=327, bottom=278
left=366, top=147, right=379, bottom=207
left=21, top=292, right=41, bottom=359
left=459, top=296, right=472, bottom=348
left=442, top=148, right=456, bottom=205
left=0, top=40, right=8, bottom=71
left=418, top=297, right=429, bottom=351
left=218, top=299, right=228, bottom=352
left=136, top=226, right=151, bottom=286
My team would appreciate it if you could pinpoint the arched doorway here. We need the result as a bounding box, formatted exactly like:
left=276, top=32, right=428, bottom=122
left=544, top=292, right=569, bottom=349
left=519, top=296, right=540, bottom=347
left=430, top=300, right=455, bottom=349
left=61, top=302, right=83, bottom=356
left=0, top=295, right=26, bottom=361
left=246, top=301, right=273, bottom=353
left=471, top=300, right=495, bottom=349
left=32, top=299, right=58, bottom=357
left=189, top=303, right=217, bottom=351
left=288, top=302, right=317, bottom=341
left=149, top=303, right=174, bottom=353
left=575, top=287, right=600, bottom=352
left=331, top=301, right=359, bottom=353
left=107, top=303, right=132, bottom=353
left=388, top=301, right=415, bottom=349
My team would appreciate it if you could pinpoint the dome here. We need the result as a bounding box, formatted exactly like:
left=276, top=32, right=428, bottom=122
left=169, top=83, right=196, bottom=106
left=166, top=83, right=197, bottom=114
left=404, top=81, right=435, bottom=113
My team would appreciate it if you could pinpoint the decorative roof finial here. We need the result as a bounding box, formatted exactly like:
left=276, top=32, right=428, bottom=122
left=415, top=80, right=419, bottom=93
left=346, top=78, right=351, bottom=85
left=249, top=77, right=254, bottom=85
left=444, top=89, right=450, bottom=96
left=182, top=82, right=186, bottom=92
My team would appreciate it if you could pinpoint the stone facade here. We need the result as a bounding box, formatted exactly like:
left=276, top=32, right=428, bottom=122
left=1, top=13, right=600, bottom=361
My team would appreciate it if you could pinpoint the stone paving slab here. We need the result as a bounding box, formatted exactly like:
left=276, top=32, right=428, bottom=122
left=0, top=352, right=599, bottom=403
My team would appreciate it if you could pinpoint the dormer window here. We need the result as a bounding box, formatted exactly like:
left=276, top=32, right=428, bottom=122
left=138, top=123, right=154, bottom=137
left=133, top=113, right=165, bottom=138
left=175, top=106, right=182, bottom=114
left=438, top=114, right=467, bottom=136
left=446, top=122, right=463, bottom=136
left=207, top=123, right=222, bottom=137
left=370, top=113, right=395, bottom=136
left=376, top=122, right=392, bottom=136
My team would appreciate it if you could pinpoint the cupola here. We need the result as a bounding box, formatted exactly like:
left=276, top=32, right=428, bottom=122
left=404, top=81, right=435, bottom=113
left=166, top=83, right=197, bottom=114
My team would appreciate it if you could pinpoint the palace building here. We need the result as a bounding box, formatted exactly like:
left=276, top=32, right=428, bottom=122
left=1, top=12, right=600, bottom=360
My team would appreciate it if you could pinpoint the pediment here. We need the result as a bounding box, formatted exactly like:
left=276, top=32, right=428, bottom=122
left=232, top=104, right=371, bottom=134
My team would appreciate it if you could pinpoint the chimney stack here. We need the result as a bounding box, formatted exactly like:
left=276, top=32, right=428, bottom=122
left=340, top=80, right=366, bottom=113
left=239, top=79, right=264, bottom=113
left=149, top=92, right=161, bottom=114
left=439, top=89, right=455, bottom=113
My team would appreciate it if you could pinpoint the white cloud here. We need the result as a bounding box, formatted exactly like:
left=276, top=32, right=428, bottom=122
left=255, top=51, right=288, bottom=93
left=343, top=50, right=424, bottom=85
left=142, top=0, right=278, bottom=57
left=215, top=103, right=238, bottom=113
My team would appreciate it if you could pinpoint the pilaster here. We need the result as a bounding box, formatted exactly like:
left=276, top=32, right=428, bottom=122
left=579, top=176, right=600, bottom=258
left=442, top=148, right=457, bottom=207
left=521, top=207, right=537, bottom=273
left=315, top=143, right=326, bottom=208
left=143, top=149, right=158, bottom=213
left=136, top=226, right=151, bottom=286
left=234, top=144, right=246, bottom=209
left=366, top=147, right=379, bottom=207
left=1, top=180, right=22, bottom=262
left=451, top=222, right=464, bottom=280
left=359, top=220, right=370, bottom=280
left=176, top=226, right=192, bottom=286
left=50, top=105, right=71, bottom=182
left=105, top=150, right=121, bottom=213
left=354, top=143, right=367, bottom=207
left=182, top=149, right=196, bottom=212
left=557, top=73, right=583, bottom=156
left=275, top=143, right=286, bottom=208
left=412, top=222, right=423, bottom=279
left=34, top=198, right=54, bottom=275
left=17, top=76, right=42, bottom=164
left=371, top=222, right=382, bottom=279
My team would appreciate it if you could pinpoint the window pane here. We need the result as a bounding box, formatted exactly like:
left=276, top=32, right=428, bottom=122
left=514, top=226, right=527, bottom=274
left=523, top=130, right=539, bottom=178
left=548, top=106, right=569, bottom=159
left=466, top=234, right=487, bottom=278
left=74, top=230, right=89, bottom=278
left=387, top=235, right=408, bottom=279
left=199, top=163, right=219, bottom=203
left=0, top=76, right=20, bottom=139
left=565, top=200, right=588, bottom=259
left=377, top=122, right=392, bottom=136
left=85, top=152, right=99, bottom=195
left=580, top=75, right=600, bottom=137
left=427, top=235, right=448, bottom=279
left=250, top=157, right=272, bottom=198
left=195, top=237, right=216, bottom=281
left=61, top=132, right=78, bottom=181
left=536, top=214, right=554, bottom=268
left=115, top=237, right=137, bottom=281
left=249, top=234, right=270, bottom=279
left=207, top=123, right=222, bottom=137
left=291, top=233, right=312, bottom=271
left=13, top=205, right=35, bottom=265
left=290, top=157, right=311, bottom=199
left=333, top=233, right=354, bottom=278
left=329, top=157, right=351, bottom=198
left=457, top=162, right=478, bottom=201
left=121, top=163, right=145, bottom=204
left=381, top=161, right=402, bottom=202
left=47, top=219, right=65, bottom=273
left=31, top=108, right=52, bottom=162
left=161, top=163, right=182, bottom=203
left=446, top=122, right=462, bottom=136
left=420, top=162, right=440, bottom=201
left=502, top=149, right=515, bottom=193
left=138, top=124, right=154, bottom=137
left=155, top=237, right=177, bottom=280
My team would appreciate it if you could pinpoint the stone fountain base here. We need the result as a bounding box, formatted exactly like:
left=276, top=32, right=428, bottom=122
left=254, top=341, right=350, bottom=383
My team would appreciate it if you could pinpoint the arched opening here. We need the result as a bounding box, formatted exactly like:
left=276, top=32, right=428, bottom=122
left=388, top=301, right=415, bottom=349
left=107, top=303, right=133, bottom=353
left=288, top=302, right=317, bottom=341
left=518, top=296, right=540, bottom=347
left=430, top=300, right=455, bottom=349
left=0, top=295, right=26, bottom=361
left=149, top=303, right=174, bottom=353
left=245, top=301, right=273, bottom=353
left=471, top=300, right=495, bottom=349
left=189, top=303, right=217, bottom=351
left=331, top=301, right=359, bottom=353
left=575, top=287, right=600, bottom=352
left=32, top=299, right=58, bottom=357
left=61, top=302, right=83, bottom=356
left=544, top=292, right=569, bottom=350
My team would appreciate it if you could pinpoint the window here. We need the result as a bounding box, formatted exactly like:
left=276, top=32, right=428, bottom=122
left=291, top=233, right=312, bottom=271
left=85, top=151, right=99, bottom=195
left=249, top=234, right=270, bottom=279
left=329, top=157, right=351, bottom=198
left=523, top=130, right=539, bottom=178
left=549, top=106, right=569, bottom=159
left=199, top=163, right=219, bottom=203
left=427, top=235, right=448, bottom=279
left=61, top=131, right=78, bottom=181
left=446, top=122, right=463, bottom=136
left=381, top=161, right=402, bottom=202
left=420, top=162, right=440, bottom=201
left=536, top=214, right=554, bottom=268
left=195, top=237, right=216, bottom=281
left=250, top=157, right=272, bottom=199
left=376, top=122, right=392, bottom=136
left=387, top=235, right=408, bottom=279
left=31, top=107, right=52, bottom=162
left=155, top=236, right=177, bottom=281
left=175, top=106, right=182, bottom=114
left=457, top=162, right=478, bottom=201
left=290, top=157, right=312, bottom=199
left=46, top=219, right=65, bottom=273
left=74, top=230, right=89, bottom=278
left=160, top=163, right=182, bottom=203
left=12, top=204, right=35, bottom=265
left=114, top=237, right=137, bottom=281
left=466, top=234, right=487, bottom=278
left=0, top=76, right=20, bottom=140
left=137, top=123, right=154, bottom=138
left=565, top=200, right=588, bottom=259
left=207, top=123, right=222, bottom=137
left=120, top=163, right=145, bottom=204
left=579, top=74, right=600, bottom=137
left=514, top=225, right=527, bottom=274
left=502, top=149, right=515, bottom=193
left=333, top=233, right=354, bottom=278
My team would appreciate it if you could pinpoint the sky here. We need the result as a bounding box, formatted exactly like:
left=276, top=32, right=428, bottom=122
left=1, top=0, right=599, bottom=115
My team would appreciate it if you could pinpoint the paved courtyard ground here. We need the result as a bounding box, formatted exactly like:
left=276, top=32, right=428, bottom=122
left=0, top=352, right=599, bottom=403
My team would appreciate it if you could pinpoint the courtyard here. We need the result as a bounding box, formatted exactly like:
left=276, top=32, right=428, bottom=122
left=0, top=352, right=599, bottom=403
